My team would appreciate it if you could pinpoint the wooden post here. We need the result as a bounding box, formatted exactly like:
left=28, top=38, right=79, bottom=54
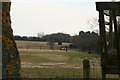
left=109, top=11, right=113, bottom=49
left=83, top=59, right=90, bottom=80
left=99, top=10, right=108, bottom=80
left=96, top=2, right=120, bottom=79
left=112, top=10, right=120, bottom=69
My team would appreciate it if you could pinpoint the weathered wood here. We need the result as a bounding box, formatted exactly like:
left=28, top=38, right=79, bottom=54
left=99, top=10, right=107, bottom=80
left=99, top=10, right=108, bottom=63
left=109, top=11, right=113, bottom=49
left=96, top=2, right=120, bottom=11
left=96, top=2, right=120, bottom=16
left=83, top=59, right=90, bottom=80
left=112, top=10, right=120, bottom=68
left=96, top=2, right=120, bottom=80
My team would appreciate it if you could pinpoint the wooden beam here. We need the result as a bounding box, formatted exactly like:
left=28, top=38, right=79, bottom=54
left=104, top=10, right=120, bottom=16
left=96, top=2, right=120, bottom=11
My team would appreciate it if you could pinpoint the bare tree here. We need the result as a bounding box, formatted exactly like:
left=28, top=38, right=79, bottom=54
left=87, top=17, right=99, bottom=31
left=37, top=32, right=44, bottom=38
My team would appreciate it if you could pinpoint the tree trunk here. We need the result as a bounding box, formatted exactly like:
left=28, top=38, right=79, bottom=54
left=2, top=2, right=21, bottom=78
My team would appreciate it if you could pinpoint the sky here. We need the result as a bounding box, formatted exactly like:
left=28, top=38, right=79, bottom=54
left=10, top=0, right=120, bottom=36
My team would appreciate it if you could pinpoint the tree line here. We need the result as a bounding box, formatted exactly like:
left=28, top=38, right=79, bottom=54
left=14, top=31, right=100, bottom=53
left=14, top=32, right=71, bottom=42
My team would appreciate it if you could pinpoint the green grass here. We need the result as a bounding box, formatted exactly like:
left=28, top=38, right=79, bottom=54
left=19, top=50, right=120, bottom=78
left=16, top=40, right=120, bottom=79
left=20, top=51, right=100, bottom=64
left=21, top=68, right=83, bottom=78
left=19, top=50, right=102, bottom=78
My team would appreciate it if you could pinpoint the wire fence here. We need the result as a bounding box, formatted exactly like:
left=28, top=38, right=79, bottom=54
left=21, top=58, right=102, bottom=78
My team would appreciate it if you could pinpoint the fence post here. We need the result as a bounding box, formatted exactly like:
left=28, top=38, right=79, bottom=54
left=83, top=59, right=90, bottom=80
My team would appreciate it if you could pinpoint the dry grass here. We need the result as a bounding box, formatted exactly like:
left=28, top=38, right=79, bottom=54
left=16, top=41, right=120, bottom=78
left=15, top=40, right=71, bottom=50
left=19, top=50, right=102, bottom=78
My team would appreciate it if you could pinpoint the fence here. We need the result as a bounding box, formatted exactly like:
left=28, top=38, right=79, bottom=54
left=21, top=58, right=102, bottom=78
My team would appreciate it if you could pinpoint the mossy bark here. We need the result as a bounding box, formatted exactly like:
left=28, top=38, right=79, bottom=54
left=2, top=2, right=21, bottom=78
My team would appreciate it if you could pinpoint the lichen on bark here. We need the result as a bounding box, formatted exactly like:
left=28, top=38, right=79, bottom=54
left=2, top=2, right=21, bottom=78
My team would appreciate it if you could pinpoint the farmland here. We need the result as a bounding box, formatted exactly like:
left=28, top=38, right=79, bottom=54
left=16, top=40, right=120, bottom=78
left=19, top=50, right=102, bottom=78
left=15, top=40, right=71, bottom=50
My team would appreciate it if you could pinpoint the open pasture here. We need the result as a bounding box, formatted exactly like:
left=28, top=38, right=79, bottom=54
left=19, top=50, right=103, bottom=78
left=17, top=41, right=120, bottom=78
left=15, top=40, right=71, bottom=50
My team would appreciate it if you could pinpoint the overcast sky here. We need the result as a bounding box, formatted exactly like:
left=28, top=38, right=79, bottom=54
left=10, top=0, right=119, bottom=36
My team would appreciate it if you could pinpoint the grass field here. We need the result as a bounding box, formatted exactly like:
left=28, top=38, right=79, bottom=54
left=17, top=41, right=120, bottom=78
left=19, top=50, right=102, bottom=78
left=15, top=40, right=71, bottom=50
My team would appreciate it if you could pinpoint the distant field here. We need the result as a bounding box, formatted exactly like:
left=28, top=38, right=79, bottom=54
left=15, top=40, right=71, bottom=50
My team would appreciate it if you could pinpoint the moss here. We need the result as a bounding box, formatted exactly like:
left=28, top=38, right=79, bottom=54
left=6, top=65, right=14, bottom=71
left=2, top=35, right=14, bottom=50
left=2, top=10, right=11, bottom=28
left=2, top=10, right=7, bottom=20
left=8, top=71, right=13, bottom=75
